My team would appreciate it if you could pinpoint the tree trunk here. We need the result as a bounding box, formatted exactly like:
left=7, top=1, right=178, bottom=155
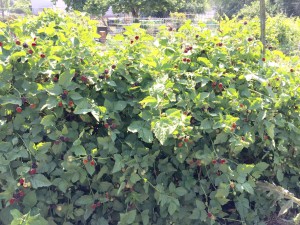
left=260, top=0, right=266, bottom=56
left=131, top=8, right=139, bottom=18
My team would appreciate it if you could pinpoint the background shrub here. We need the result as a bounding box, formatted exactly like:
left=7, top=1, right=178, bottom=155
left=0, top=10, right=300, bottom=225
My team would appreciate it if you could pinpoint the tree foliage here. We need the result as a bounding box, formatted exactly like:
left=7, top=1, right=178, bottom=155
left=53, top=0, right=207, bottom=17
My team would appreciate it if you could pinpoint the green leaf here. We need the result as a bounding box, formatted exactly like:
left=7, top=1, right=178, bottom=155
left=242, top=182, right=254, bottom=194
left=152, top=118, right=177, bottom=145
left=71, top=145, right=86, bottom=156
left=41, top=115, right=55, bottom=126
left=255, top=162, right=269, bottom=171
left=75, top=195, right=94, bottom=206
left=120, top=210, right=137, bottom=224
left=128, top=121, right=153, bottom=143
left=30, top=174, right=52, bottom=188
left=214, top=132, right=229, bottom=144
left=200, top=118, right=212, bottom=130
left=175, top=187, right=188, bottom=196
left=23, top=191, right=37, bottom=208
left=168, top=201, right=177, bottom=215
left=59, top=69, right=75, bottom=88
left=0, top=95, right=22, bottom=105
left=112, top=154, right=124, bottom=173
left=141, top=210, right=149, bottom=225
left=277, top=169, right=284, bottom=182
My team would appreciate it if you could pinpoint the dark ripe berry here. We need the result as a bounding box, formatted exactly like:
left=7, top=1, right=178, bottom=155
left=99, top=75, right=105, bottom=79
left=63, top=137, right=70, bottom=142
left=195, top=34, right=199, bottom=38
left=186, top=58, right=191, bottom=63
left=21, top=96, right=27, bottom=104
left=212, top=159, right=217, bottom=164
left=290, top=68, right=294, bottom=73
left=177, top=142, right=183, bottom=148
left=212, top=81, right=217, bottom=88
left=104, top=69, right=109, bottom=74
left=32, top=42, right=37, bottom=47
left=40, top=53, right=46, bottom=58
left=29, top=168, right=37, bottom=175
left=19, top=178, right=25, bottom=185
left=16, top=107, right=22, bottom=113
left=218, top=83, right=223, bottom=90
left=183, top=58, right=187, bottom=62
left=135, top=35, right=139, bottom=40
left=112, top=64, right=116, bottom=69
left=248, top=37, right=253, bottom=42
left=32, top=162, right=38, bottom=168
left=241, top=136, right=245, bottom=141
left=96, top=202, right=101, bottom=207
left=243, top=21, right=248, bottom=25
left=189, top=46, right=193, bottom=50
left=0, top=42, right=2, bottom=47
left=183, top=137, right=189, bottom=142
left=63, top=90, right=68, bottom=95
left=90, top=160, right=95, bottom=166
left=18, top=190, right=25, bottom=197
left=110, top=123, right=117, bottom=130
left=53, top=77, right=58, bottom=82
left=218, top=42, right=223, bottom=47
left=130, top=40, right=134, bottom=44
left=232, top=123, right=237, bottom=129
left=22, top=43, right=28, bottom=48
left=54, top=140, right=60, bottom=145
left=59, top=136, right=65, bottom=141
left=9, top=198, right=16, bottom=205
left=58, top=101, right=63, bottom=107
left=104, top=123, right=109, bottom=129
left=30, top=103, right=37, bottom=109
left=262, top=58, right=266, bottom=62
left=34, top=37, right=37, bottom=41
left=16, top=40, right=21, bottom=45
left=106, top=118, right=113, bottom=125
left=87, top=155, right=93, bottom=161
left=184, top=49, right=188, bottom=53
left=207, top=212, right=213, bottom=218
left=168, top=27, right=173, bottom=31
left=28, top=49, right=33, bottom=54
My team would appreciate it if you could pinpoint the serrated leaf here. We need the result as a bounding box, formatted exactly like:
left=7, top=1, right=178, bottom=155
left=75, top=195, right=94, bottom=206
left=242, top=182, right=254, bottom=194
left=30, top=174, right=52, bottom=188
left=41, top=115, right=55, bottom=126
left=175, top=187, right=188, bottom=196
left=70, top=145, right=86, bottom=156
left=23, top=191, right=37, bottom=208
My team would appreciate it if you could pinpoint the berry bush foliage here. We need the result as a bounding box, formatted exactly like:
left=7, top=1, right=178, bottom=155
left=0, top=9, right=300, bottom=225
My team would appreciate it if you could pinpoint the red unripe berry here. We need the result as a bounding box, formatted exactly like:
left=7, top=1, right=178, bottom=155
left=232, top=123, right=237, bottom=129
left=29, top=168, right=37, bottom=175
left=178, top=142, right=183, bottom=148
left=212, top=159, right=217, bottom=164
left=220, top=159, right=226, bottom=164
left=53, top=77, right=58, bottom=82
left=0, top=42, right=2, bottom=47
left=19, top=178, right=25, bottom=185
left=16, top=40, right=21, bottom=45
left=68, top=101, right=74, bottom=107
left=16, top=106, right=22, bottom=113
left=28, top=49, right=33, bottom=54
left=186, top=58, right=191, bottom=63
left=9, top=198, right=16, bottom=205
left=262, top=58, right=266, bottom=62
left=58, top=102, right=63, bottom=107
left=18, top=190, right=25, bottom=197
left=40, top=53, right=46, bottom=58
left=96, top=202, right=101, bottom=207
left=212, top=81, right=217, bottom=88
left=91, top=204, right=97, bottom=209
left=135, top=36, right=139, bottom=40
left=32, top=42, right=37, bottom=47
left=81, top=75, right=87, bottom=82
left=90, top=160, right=95, bottom=166
left=240, top=103, right=244, bottom=108
left=183, top=58, right=187, bottom=62
left=63, top=90, right=68, bottom=95
left=83, top=159, right=88, bottom=165
left=207, top=212, right=213, bottom=218
left=218, top=83, right=223, bottom=90
left=183, top=137, right=189, bottom=142
left=104, top=123, right=109, bottom=129
left=29, top=104, right=36, bottom=109
left=264, top=135, right=269, bottom=140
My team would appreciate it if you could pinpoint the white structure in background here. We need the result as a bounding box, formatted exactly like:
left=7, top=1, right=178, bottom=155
left=30, top=0, right=67, bottom=15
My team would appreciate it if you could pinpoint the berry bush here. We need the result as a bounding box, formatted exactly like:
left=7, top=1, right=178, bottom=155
left=0, top=10, right=300, bottom=225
